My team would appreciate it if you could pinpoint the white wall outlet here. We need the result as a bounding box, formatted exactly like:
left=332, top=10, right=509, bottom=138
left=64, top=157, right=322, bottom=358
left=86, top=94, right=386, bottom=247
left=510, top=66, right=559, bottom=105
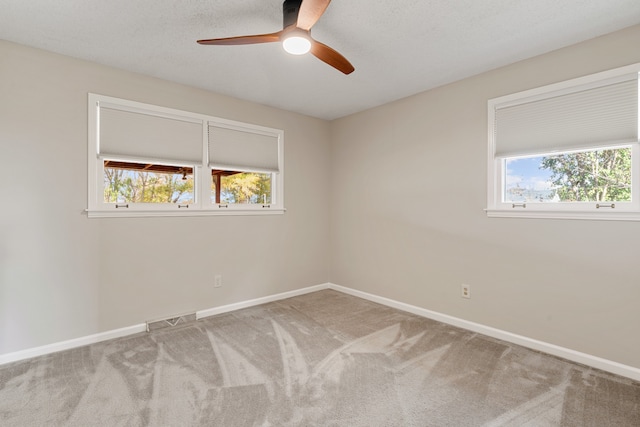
left=214, top=274, right=222, bottom=288
left=461, top=284, right=471, bottom=299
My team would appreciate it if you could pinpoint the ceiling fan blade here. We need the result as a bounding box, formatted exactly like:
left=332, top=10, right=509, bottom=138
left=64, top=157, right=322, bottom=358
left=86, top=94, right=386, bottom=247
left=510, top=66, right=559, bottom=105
left=310, top=39, right=354, bottom=74
left=198, top=31, right=283, bottom=46
left=297, top=0, right=331, bottom=30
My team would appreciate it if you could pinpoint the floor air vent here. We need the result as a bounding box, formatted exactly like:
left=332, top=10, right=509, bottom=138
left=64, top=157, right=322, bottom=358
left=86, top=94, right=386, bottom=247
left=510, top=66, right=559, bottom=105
left=146, top=312, right=196, bottom=332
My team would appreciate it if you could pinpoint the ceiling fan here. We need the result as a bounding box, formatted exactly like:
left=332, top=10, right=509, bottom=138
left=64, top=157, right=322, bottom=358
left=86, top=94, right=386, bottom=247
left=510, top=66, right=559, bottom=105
left=197, top=0, right=354, bottom=74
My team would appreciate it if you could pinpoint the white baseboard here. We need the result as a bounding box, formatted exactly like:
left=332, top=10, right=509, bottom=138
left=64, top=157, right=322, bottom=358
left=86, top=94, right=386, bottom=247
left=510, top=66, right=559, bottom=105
left=0, top=284, right=329, bottom=366
left=2, top=282, right=639, bottom=383
left=328, top=283, right=640, bottom=382
left=196, top=283, right=328, bottom=319
left=0, top=324, right=146, bottom=366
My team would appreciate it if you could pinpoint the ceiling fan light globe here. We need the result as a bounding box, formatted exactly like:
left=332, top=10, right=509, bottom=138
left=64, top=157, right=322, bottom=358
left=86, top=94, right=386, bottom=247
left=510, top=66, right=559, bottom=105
left=283, top=36, right=311, bottom=55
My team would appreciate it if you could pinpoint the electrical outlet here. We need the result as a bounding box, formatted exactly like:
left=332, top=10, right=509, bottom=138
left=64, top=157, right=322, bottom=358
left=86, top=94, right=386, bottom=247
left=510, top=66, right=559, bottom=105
left=214, top=274, right=222, bottom=288
left=461, top=284, right=471, bottom=299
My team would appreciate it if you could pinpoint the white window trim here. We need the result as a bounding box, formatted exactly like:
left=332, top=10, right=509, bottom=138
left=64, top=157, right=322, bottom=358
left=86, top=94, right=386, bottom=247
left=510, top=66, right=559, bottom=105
left=486, top=63, right=640, bottom=221
left=87, top=94, right=285, bottom=218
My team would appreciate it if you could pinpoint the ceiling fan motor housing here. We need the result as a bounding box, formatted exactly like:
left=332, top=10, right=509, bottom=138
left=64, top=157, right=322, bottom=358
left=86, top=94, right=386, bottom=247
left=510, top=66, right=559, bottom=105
left=283, top=0, right=303, bottom=29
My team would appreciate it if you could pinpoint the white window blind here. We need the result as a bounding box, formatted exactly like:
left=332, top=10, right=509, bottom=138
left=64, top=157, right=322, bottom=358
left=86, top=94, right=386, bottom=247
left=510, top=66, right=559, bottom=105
left=99, top=107, right=203, bottom=164
left=494, top=75, right=639, bottom=157
left=208, top=123, right=280, bottom=173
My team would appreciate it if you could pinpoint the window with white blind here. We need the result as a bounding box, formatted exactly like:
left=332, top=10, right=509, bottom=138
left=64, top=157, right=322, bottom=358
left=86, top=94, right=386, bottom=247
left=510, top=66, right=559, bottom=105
left=486, top=63, right=640, bottom=220
left=207, top=122, right=283, bottom=209
left=87, top=94, right=284, bottom=217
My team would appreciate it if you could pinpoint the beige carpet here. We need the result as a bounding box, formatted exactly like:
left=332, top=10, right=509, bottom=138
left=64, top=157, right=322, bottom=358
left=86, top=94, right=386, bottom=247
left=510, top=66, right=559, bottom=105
left=1, top=290, right=639, bottom=426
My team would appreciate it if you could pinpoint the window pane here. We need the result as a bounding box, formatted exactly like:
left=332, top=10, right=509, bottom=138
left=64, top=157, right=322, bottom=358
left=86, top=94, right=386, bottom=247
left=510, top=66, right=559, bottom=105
left=211, top=171, right=272, bottom=204
left=104, top=161, right=194, bottom=204
left=504, top=147, right=631, bottom=203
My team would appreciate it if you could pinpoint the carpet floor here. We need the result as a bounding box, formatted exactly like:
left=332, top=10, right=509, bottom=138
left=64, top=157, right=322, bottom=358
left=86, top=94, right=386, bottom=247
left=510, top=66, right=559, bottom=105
left=1, top=289, right=639, bottom=426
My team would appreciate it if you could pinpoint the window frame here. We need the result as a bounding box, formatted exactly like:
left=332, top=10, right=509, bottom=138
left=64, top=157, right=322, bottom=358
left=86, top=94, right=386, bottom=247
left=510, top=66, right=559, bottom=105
left=486, top=63, right=640, bottom=221
left=87, top=94, right=285, bottom=218
left=206, top=119, right=284, bottom=212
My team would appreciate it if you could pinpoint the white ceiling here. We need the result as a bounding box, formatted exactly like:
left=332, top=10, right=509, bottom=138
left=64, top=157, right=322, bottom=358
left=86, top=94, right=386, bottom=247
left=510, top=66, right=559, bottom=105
left=1, top=0, right=640, bottom=120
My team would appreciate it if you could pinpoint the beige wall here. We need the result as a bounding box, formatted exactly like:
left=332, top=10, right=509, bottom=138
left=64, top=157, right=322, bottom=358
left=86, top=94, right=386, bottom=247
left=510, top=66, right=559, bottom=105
left=0, top=40, right=331, bottom=354
left=329, top=25, right=640, bottom=369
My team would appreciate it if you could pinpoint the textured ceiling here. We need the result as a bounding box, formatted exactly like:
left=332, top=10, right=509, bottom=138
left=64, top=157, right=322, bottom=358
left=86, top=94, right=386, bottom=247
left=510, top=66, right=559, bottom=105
left=1, top=0, right=640, bottom=120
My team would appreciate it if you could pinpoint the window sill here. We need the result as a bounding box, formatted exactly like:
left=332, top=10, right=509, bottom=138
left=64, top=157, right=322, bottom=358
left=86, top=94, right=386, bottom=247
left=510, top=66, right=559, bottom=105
left=86, top=208, right=286, bottom=218
left=485, top=208, right=640, bottom=221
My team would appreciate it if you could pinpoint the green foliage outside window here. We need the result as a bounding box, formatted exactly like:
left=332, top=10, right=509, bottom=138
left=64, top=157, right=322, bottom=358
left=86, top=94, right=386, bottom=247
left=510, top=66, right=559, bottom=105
left=217, top=173, right=272, bottom=204
left=541, top=148, right=631, bottom=202
left=104, top=168, right=194, bottom=204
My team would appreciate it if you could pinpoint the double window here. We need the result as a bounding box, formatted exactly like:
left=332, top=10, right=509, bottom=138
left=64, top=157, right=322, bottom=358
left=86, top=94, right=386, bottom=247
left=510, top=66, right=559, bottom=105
left=487, top=64, right=640, bottom=220
left=88, top=94, right=284, bottom=217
